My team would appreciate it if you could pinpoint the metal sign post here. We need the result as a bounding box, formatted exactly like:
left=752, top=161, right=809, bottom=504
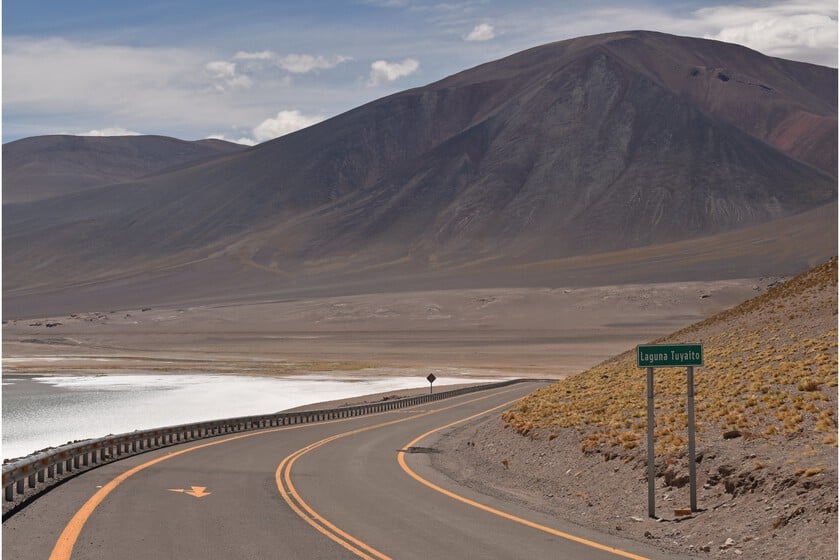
left=646, top=366, right=656, bottom=518
left=687, top=366, right=697, bottom=512
left=637, top=344, right=703, bottom=519
left=426, top=373, right=436, bottom=394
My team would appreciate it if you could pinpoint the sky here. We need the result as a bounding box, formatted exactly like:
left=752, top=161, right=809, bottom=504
left=2, top=0, right=837, bottom=145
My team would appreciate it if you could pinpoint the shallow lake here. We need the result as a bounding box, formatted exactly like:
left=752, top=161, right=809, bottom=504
left=2, top=373, right=496, bottom=461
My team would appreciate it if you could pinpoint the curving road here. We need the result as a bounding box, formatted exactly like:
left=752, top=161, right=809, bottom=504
left=3, top=382, right=679, bottom=559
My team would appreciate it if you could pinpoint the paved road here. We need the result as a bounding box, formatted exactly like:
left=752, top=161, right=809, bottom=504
left=3, top=382, right=678, bottom=559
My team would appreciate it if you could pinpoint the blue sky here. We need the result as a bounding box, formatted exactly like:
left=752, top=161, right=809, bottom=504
left=3, top=0, right=837, bottom=144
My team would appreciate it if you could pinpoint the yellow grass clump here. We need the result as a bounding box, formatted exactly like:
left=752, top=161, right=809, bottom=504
left=503, top=258, right=838, bottom=457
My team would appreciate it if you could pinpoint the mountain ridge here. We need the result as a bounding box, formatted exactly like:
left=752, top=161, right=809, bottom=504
left=3, top=31, right=836, bottom=315
left=2, top=134, right=248, bottom=203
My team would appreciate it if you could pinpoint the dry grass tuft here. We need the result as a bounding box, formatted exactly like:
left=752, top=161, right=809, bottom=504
left=503, top=258, right=838, bottom=459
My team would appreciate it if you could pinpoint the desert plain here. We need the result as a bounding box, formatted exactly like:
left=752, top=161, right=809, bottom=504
left=2, top=278, right=775, bottom=381
left=4, top=268, right=836, bottom=560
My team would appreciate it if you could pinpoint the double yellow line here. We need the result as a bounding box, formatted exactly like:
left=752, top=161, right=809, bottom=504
left=50, top=385, right=650, bottom=560
left=276, top=421, right=396, bottom=560
left=276, top=389, right=650, bottom=560
left=274, top=390, right=520, bottom=560
left=48, top=389, right=506, bottom=560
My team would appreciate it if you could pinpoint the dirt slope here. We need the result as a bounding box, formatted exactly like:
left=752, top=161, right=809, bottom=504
left=433, top=258, right=838, bottom=559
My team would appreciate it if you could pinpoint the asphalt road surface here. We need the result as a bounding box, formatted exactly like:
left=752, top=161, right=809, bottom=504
left=3, top=382, right=679, bottom=559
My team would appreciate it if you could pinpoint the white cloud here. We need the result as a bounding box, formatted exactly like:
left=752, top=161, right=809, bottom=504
left=231, top=51, right=352, bottom=74
left=530, top=1, right=837, bottom=67
left=205, top=60, right=252, bottom=91
left=696, top=3, right=838, bottom=65
left=252, top=110, right=326, bottom=142
left=77, top=127, right=143, bottom=136
left=205, top=60, right=237, bottom=78
left=368, top=58, right=420, bottom=86
left=206, top=133, right=257, bottom=146
left=4, top=38, right=202, bottom=111
left=233, top=50, right=275, bottom=61
left=2, top=37, right=307, bottom=140
left=277, top=54, right=353, bottom=74
left=464, top=23, right=496, bottom=42
left=210, top=109, right=327, bottom=145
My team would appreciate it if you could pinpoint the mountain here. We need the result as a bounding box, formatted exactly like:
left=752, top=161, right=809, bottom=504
left=3, top=31, right=837, bottom=315
left=2, top=135, right=247, bottom=203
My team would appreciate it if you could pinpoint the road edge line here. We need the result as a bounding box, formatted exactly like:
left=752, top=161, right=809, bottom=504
left=396, top=401, right=654, bottom=560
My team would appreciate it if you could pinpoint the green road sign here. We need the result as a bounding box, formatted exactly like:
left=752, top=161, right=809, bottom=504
left=637, top=344, right=703, bottom=368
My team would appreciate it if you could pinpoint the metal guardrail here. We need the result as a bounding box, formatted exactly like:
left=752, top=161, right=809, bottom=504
left=3, top=379, right=532, bottom=509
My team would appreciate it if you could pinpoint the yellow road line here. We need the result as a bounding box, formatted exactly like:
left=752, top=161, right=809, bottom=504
left=49, top=413, right=386, bottom=560
left=278, top=434, right=394, bottom=560
left=48, top=386, right=523, bottom=560
left=397, top=404, right=653, bottom=560
left=275, top=388, right=523, bottom=560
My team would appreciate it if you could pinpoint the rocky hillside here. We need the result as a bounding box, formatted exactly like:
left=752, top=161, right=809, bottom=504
left=2, top=135, right=246, bottom=203
left=4, top=31, right=836, bottom=308
left=436, top=258, right=837, bottom=559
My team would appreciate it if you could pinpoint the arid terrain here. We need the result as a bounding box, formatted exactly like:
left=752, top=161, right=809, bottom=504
left=4, top=264, right=834, bottom=560
left=3, top=278, right=780, bottom=380
left=2, top=29, right=836, bottom=559
left=431, top=258, right=838, bottom=559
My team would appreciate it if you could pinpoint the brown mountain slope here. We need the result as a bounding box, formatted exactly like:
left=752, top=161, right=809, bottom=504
left=435, top=258, right=837, bottom=559
left=3, top=201, right=835, bottom=319
left=2, top=135, right=247, bottom=203
left=3, top=31, right=836, bottom=310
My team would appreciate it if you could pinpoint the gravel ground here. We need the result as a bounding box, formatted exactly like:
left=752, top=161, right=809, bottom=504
left=430, top=412, right=837, bottom=559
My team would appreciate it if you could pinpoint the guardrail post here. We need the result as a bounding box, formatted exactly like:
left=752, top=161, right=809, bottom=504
left=5, top=485, right=13, bottom=501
